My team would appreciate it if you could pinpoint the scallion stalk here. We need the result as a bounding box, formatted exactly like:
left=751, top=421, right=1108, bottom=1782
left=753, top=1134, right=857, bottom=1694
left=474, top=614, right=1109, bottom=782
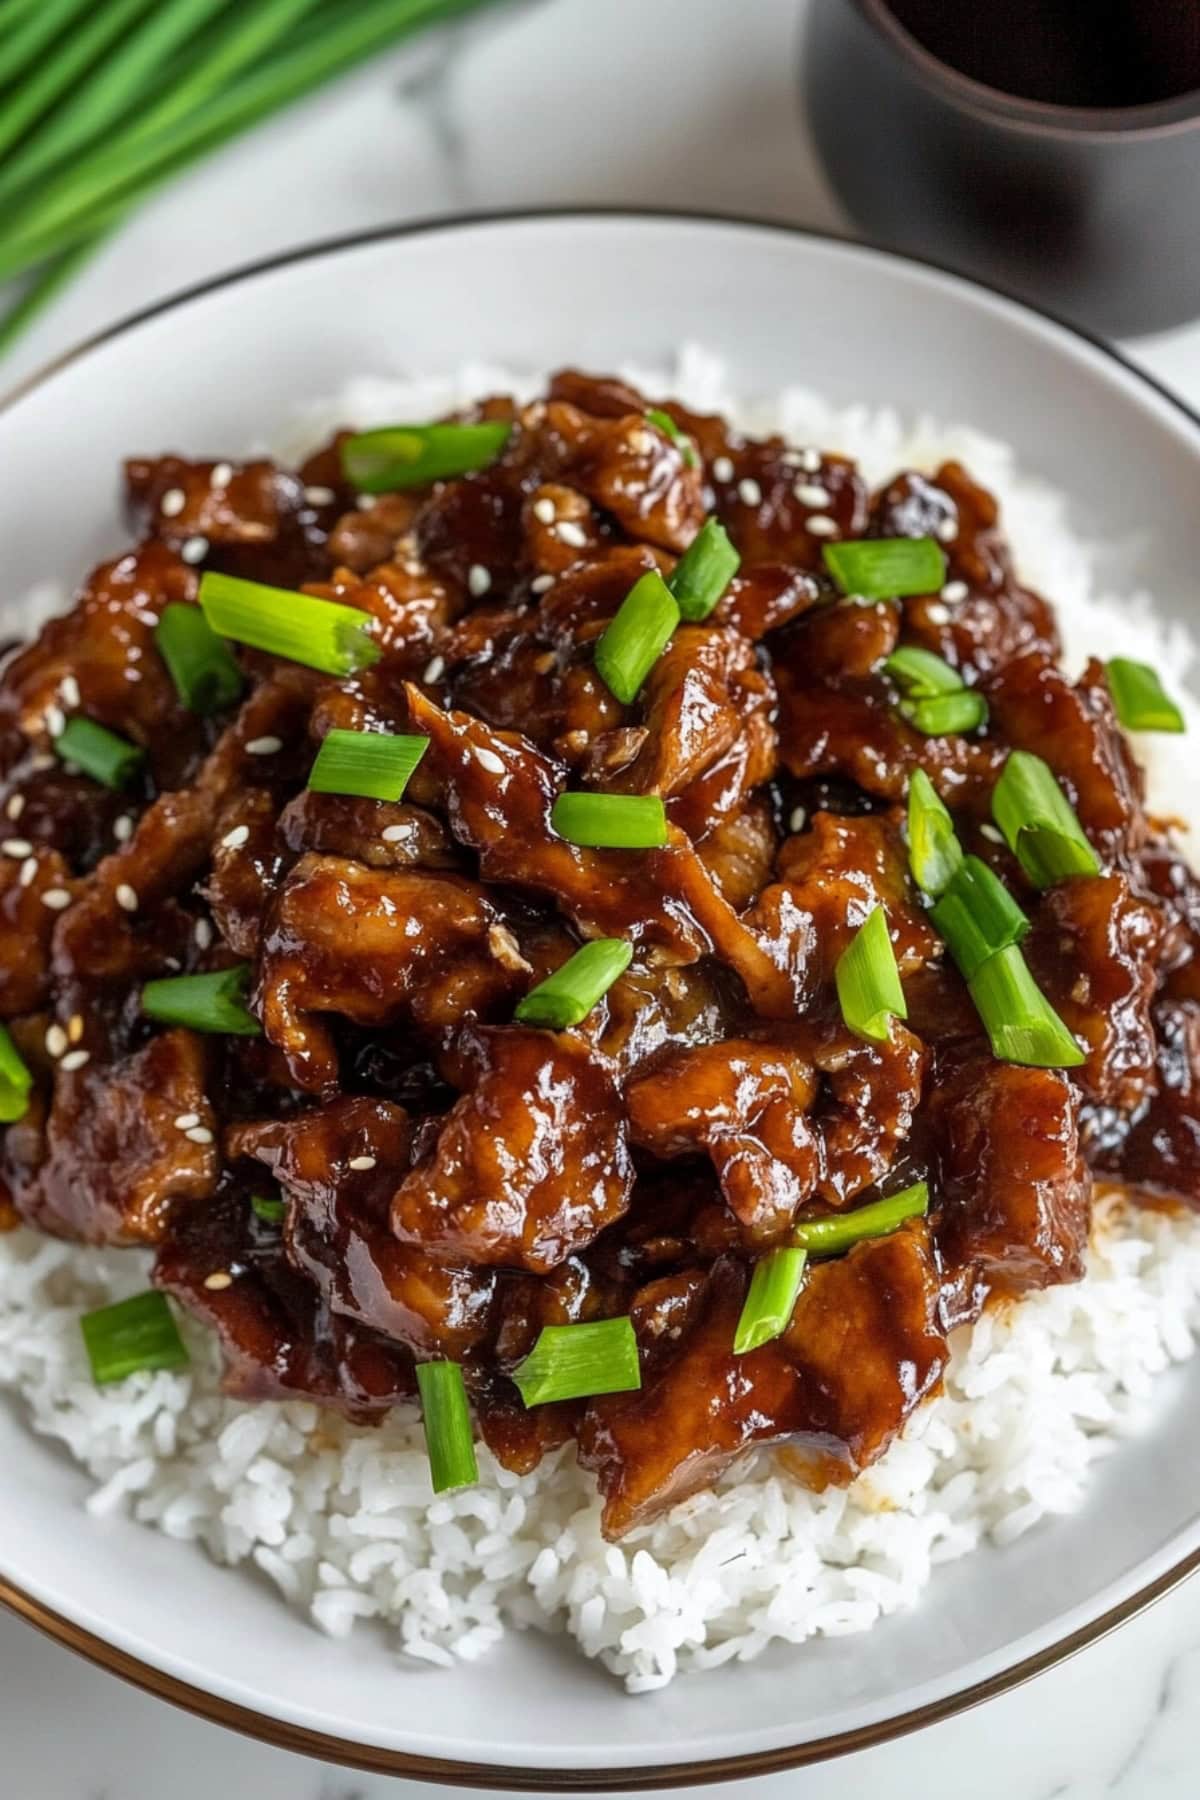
left=308, top=729, right=428, bottom=802
left=835, top=906, right=907, bottom=1044
left=514, top=939, right=632, bottom=1030
left=668, top=518, right=740, bottom=621
left=80, top=1290, right=189, bottom=1386
left=512, top=1318, right=641, bottom=1406
left=550, top=792, right=668, bottom=850
left=416, top=1361, right=478, bottom=1493
left=991, top=750, right=1099, bottom=887
left=155, top=602, right=244, bottom=716
left=199, top=572, right=379, bottom=677
left=930, top=855, right=1030, bottom=981
left=142, top=965, right=260, bottom=1036
left=824, top=537, right=945, bottom=600
left=340, top=421, right=512, bottom=493
left=906, top=768, right=962, bottom=898
left=54, top=716, right=144, bottom=790
left=968, top=944, right=1085, bottom=1068
left=594, top=569, right=679, bottom=704
left=1106, top=658, right=1185, bottom=734
left=0, top=1024, right=33, bottom=1124
left=733, top=1247, right=808, bottom=1354
left=793, top=1182, right=929, bottom=1256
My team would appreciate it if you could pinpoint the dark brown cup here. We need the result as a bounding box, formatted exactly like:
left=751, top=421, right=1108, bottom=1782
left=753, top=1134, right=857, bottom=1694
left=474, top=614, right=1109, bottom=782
left=804, top=0, right=1200, bottom=337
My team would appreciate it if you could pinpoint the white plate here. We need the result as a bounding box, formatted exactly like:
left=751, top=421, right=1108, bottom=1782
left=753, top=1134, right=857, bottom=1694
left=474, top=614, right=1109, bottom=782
left=2, top=211, right=1200, bottom=1786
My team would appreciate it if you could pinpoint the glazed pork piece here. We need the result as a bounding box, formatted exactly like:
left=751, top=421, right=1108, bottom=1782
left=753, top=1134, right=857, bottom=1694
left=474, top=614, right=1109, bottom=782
left=0, top=368, right=1197, bottom=1536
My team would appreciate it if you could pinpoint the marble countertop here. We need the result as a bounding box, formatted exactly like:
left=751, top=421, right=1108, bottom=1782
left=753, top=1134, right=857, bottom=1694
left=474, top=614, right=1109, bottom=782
left=3, top=1, right=1200, bottom=1795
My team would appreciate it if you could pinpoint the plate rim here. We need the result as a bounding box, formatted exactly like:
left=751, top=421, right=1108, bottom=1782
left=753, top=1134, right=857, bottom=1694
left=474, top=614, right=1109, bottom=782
left=2, top=203, right=1200, bottom=1787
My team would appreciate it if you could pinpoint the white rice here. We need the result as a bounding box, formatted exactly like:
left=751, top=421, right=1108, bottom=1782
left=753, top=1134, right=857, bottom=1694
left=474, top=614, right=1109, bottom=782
left=2, top=346, right=1198, bottom=1693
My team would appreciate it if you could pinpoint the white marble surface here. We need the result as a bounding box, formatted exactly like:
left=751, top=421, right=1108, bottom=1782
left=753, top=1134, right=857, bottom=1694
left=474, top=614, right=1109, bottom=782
left=3, top=1, right=1200, bottom=1794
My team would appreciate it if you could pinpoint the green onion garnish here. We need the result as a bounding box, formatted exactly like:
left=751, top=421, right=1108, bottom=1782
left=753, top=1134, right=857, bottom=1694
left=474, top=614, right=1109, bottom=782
left=991, top=750, right=1100, bottom=887
left=594, top=568, right=679, bottom=704
left=512, top=1318, right=642, bottom=1407
left=80, top=1290, right=189, bottom=1386
left=930, top=855, right=1030, bottom=982
left=884, top=645, right=964, bottom=698
left=968, top=944, right=1085, bottom=1068
left=906, top=768, right=962, bottom=898
left=155, top=602, right=244, bottom=716
left=340, top=421, right=512, bottom=494
left=308, top=728, right=428, bottom=802
left=415, top=1360, right=479, bottom=1494
left=733, top=1247, right=808, bottom=1354
left=199, top=571, right=380, bottom=678
left=835, top=905, right=907, bottom=1044
left=0, top=1023, right=32, bottom=1123
left=54, top=716, right=144, bottom=790
left=823, top=537, right=945, bottom=600
left=550, top=792, right=668, bottom=849
left=142, top=965, right=260, bottom=1036
left=902, top=691, right=989, bottom=737
left=793, top=1182, right=929, bottom=1257
left=1106, top=658, right=1185, bottom=734
left=250, top=1193, right=286, bottom=1225
left=668, top=518, right=740, bottom=622
left=645, top=407, right=699, bottom=469
left=514, top=939, right=632, bottom=1030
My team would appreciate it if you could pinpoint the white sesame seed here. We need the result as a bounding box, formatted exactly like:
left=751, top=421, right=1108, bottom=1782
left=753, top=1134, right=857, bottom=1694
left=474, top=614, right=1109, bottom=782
left=3, top=838, right=32, bottom=858
left=115, top=883, right=138, bottom=913
left=45, top=1025, right=67, bottom=1058
left=180, top=535, right=209, bottom=565
left=246, top=736, right=282, bottom=756
left=789, top=806, right=808, bottom=833
left=113, top=814, right=133, bottom=843
left=67, top=1014, right=84, bottom=1044
left=474, top=747, right=505, bottom=775
left=937, top=517, right=959, bottom=544
left=40, top=888, right=71, bottom=911
left=221, top=824, right=250, bottom=851
left=794, top=483, right=832, bottom=509
left=18, top=857, right=36, bottom=888
left=132, top=609, right=159, bottom=630
left=28, top=754, right=54, bottom=773
left=44, top=705, right=64, bottom=738
left=926, top=602, right=952, bottom=625
left=59, top=675, right=80, bottom=709
left=348, top=1155, right=377, bottom=1171
left=381, top=823, right=414, bottom=843
left=712, top=456, right=735, bottom=482
left=59, top=1049, right=89, bottom=1072
left=422, top=655, right=446, bottom=684
left=4, top=794, right=23, bottom=821
left=800, top=447, right=822, bottom=473
left=532, top=496, right=557, bottom=525
left=941, top=580, right=969, bottom=603
left=303, top=485, right=336, bottom=506
left=194, top=917, right=213, bottom=950
left=211, top=462, right=233, bottom=488
left=779, top=451, right=805, bottom=469
left=980, top=823, right=1005, bottom=844
left=203, top=1270, right=233, bottom=1290
left=160, top=487, right=186, bottom=518
left=174, top=1113, right=200, bottom=1130
left=737, top=478, right=763, bottom=507
left=357, top=494, right=376, bottom=511
left=186, top=1125, right=214, bottom=1145
left=555, top=521, right=587, bottom=548
left=807, top=515, right=838, bottom=537
left=530, top=574, right=555, bottom=595
left=467, top=564, right=491, bottom=598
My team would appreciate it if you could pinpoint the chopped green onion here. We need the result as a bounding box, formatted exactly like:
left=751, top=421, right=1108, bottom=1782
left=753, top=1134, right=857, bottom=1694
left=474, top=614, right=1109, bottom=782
left=0, top=1023, right=32, bottom=1123
left=550, top=792, right=668, bottom=849
left=142, top=965, right=260, bottom=1036
left=991, top=750, right=1100, bottom=887
left=968, top=944, right=1085, bottom=1068
left=80, top=1290, right=189, bottom=1386
left=835, top=905, right=907, bottom=1044
left=515, top=939, right=633, bottom=1029
left=250, top=1193, right=286, bottom=1225
left=155, top=601, right=244, bottom=715
left=54, top=716, right=144, bottom=790
left=906, top=768, right=963, bottom=898
left=793, top=1182, right=929, bottom=1257
left=594, top=568, right=679, bottom=703
left=512, top=1318, right=641, bottom=1407
left=902, top=690, right=989, bottom=736
left=931, top=855, right=1030, bottom=981
left=884, top=645, right=964, bottom=697
left=733, top=1247, right=808, bottom=1354
left=415, top=1360, right=478, bottom=1493
left=199, top=571, right=379, bottom=677
left=308, top=728, right=428, bottom=802
left=645, top=407, right=699, bottom=468
left=340, top=421, right=511, bottom=494
left=1107, top=658, right=1185, bottom=734
left=668, top=518, right=740, bottom=621
left=823, top=537, right=945, bottom=600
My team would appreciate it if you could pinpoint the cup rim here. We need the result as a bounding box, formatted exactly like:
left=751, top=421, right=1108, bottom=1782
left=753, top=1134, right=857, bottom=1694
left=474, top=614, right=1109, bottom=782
left=853, top=0, right=1200, bottom=139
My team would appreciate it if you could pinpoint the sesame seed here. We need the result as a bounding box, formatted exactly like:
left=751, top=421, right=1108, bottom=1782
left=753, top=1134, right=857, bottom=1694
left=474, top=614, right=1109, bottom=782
left=304, top=485, right=336, bottom=506
left=941, top=580, right=969, bottom=603
left=555, top=521, right=587, bottom=548
left=712, top=456, right=734, bottom=482
left=423, top=655, right=446, bottom=683
left=160, top=487, right=186, bottom=518
left=357, top=494, right=376, bottom=511
left=789, top=806, right=808, bottom=833
left=348, top=1155, right=377, bottom=1171
left=18, top=857, right=36, bottom=888
left=4, top=794, right=23, bottom=821
left=980, top=823, right=1004, bottom=845
left=806, top=515, right=838, bottom=537
left=530, top=574, right=555, bottom=595
left=194, top=917, right=213, bottom=950
left=174, top=1113, right=200, bottom=1130
left=221, top=824, right=250, bottom=851
left=180, top=536, right=209, bottom=565
left=926, top=602, right=952, bottom=625
left=132, top=609, right=159, bottom=630
left=467, top=564, right=491, bottom=598
left=186, top=1125, right=214, bottom=1145
left=28, top=755, right=54, bottom=773
left=381, top=823, right=413, bottom=843
left=2, top=838, right=32, bottom=858
left=937, top=517, right=959, bottom=544
left=115, top=883, right=138, bottom=913
left=45, top=1025, right=67, bottom=1058
left=59, top=1049, right=89, bottom=1072
left=246, top=736, right=282, bottom=756
left=67, top=1014, right=84, bottom=1044
left=474, top=746, right=505, bottom=775
left=211, top=462, right=233, bottom=488
left=794, top=483, right=831, bottom=509
left=40, top=888, right=71, bottom=911
left=59, top=675, right=80, bottom=709
left=44, top=705, right=64, bottom=738
left=532, top=497, right=557, bottom=524
left=800, top=447, right=822, bottom=473
left=203, top=1270, right=233, bottom=1291
left=737, top=478, right=763, bottom=507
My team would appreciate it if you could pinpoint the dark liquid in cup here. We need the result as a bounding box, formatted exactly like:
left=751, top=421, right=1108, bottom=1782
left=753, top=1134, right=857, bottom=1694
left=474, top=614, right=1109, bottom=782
left=883, top=0, right=1200, bottom=108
